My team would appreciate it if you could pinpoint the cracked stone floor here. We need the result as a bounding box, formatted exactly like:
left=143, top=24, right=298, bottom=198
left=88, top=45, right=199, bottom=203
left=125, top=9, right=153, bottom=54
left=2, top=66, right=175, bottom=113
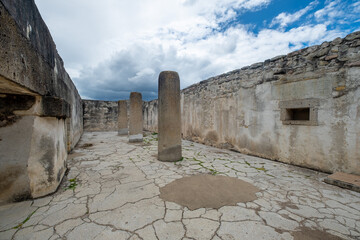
left=0, top=131, right=359, bottom=240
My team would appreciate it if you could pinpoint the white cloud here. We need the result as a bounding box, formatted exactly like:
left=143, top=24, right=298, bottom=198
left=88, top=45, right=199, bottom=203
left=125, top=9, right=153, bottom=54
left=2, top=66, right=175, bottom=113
left=314, top=0, right=344, bottom=22
left=35, top=0, right=261, bottom=68
left=34, top=0, right=353, bottom=100
left=128, top=68, right=156, bottom=84
left=271, top=1, right=318, bottom=28
left=75, top=23, right=340, bottom=100
left=353, top=1, right=360, bottom=13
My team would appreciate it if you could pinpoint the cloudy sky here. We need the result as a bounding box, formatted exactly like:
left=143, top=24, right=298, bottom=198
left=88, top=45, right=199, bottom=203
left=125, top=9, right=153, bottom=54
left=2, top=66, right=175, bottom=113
left=34, top=0, right=360, bottom=101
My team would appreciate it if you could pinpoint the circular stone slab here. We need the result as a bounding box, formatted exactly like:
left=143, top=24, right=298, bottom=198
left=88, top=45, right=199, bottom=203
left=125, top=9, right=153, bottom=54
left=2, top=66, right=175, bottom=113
left=159, top=174, right=260, bottom=210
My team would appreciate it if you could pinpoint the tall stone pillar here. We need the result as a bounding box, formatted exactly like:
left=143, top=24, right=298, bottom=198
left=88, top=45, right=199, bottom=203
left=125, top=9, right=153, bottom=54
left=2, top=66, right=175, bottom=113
left=118, top=100, right=128, bottom=135
left=158, top=71, right=182, bottom=162
left=129, top=92, right=143, bottom=142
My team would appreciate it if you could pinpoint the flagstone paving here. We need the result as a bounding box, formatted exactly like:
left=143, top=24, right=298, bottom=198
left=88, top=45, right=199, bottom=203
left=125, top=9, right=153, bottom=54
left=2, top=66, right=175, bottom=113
left=0, top=132, right=359, bottom=240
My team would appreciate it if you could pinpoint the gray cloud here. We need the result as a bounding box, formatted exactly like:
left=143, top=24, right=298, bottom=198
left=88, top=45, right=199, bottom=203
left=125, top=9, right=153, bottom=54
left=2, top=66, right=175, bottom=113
left=75, top=43, right=213, bottom=101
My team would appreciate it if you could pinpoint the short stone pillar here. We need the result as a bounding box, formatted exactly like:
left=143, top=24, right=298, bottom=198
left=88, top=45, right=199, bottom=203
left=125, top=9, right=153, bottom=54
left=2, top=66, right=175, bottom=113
left=117, top=100, right=128, bottom=135
left=158, top=71, right=182, bottom=162
left=129, top=92, right=143, bottom=142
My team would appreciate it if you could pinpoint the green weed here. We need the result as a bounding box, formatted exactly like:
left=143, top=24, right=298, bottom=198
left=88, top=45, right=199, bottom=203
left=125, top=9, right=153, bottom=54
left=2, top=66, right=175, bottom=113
left=66, top=178, right=78, bottom=190
left=173, top=157, right=184, bottom=165
left=255, top=167, right=268, bottom=172
left=13, top=210, right=37, bottom=229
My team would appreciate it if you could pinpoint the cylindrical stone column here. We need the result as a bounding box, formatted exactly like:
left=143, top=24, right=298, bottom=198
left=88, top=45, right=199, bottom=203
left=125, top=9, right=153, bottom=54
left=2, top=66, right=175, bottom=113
left=118, top=100, right=128, bottom=135
left=158, top=71, right=182, bottom=162
left=129, top=92, right=143, bottom=142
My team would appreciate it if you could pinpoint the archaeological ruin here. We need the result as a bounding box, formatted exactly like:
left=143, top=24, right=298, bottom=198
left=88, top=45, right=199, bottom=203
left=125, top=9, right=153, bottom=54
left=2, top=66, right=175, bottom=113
left=1, top=0, right=360, bottom=205
left=0, top=0, right=360, bottom=239
left=148, top=36, right=360, bottom=176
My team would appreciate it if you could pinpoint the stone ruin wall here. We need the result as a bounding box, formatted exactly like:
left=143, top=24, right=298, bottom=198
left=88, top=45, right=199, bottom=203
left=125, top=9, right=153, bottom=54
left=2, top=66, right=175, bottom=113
left=0, top=0, right=83, bottom=204
left=5, top=0, right=358, bottom=206
left=83, top=99, right=157, bottom=133
left=83, top=100, right=120, bottom=131
left=143, top=99, right=158, bottom=133
left=144, top=32, right=360, bottom=175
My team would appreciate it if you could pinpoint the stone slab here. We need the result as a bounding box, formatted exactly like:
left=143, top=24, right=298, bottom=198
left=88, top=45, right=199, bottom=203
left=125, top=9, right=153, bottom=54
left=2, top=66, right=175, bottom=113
left=324, top=172, right=360, bottom=193
left=129, top=134, right=143, bottom=143
left=159, top=174, right=260, bottom=210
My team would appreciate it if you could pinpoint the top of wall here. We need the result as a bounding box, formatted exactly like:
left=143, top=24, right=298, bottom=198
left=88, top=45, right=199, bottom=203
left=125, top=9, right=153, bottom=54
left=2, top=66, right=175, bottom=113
left=1, top=0, right=56, bottom=68
left=82, top=99, right=119, bottom=104
left=0, top=0, right=81, bottom=102
left=182, top=31, right=360, bottom=94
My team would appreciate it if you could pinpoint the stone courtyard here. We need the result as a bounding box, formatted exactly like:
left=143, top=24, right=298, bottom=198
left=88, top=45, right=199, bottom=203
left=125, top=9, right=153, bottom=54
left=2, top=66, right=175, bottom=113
left=0, top=132, right=359, bottom=240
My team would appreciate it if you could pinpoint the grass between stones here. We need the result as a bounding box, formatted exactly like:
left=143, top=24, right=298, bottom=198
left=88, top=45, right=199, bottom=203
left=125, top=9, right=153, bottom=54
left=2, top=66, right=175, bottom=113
left=244, top=160, right=275, bottom=177
left=13, top=209, right=37, bottom=229
left=175, top=157, right=225, bottom=175
left=66, top=178, right=78, bottom=190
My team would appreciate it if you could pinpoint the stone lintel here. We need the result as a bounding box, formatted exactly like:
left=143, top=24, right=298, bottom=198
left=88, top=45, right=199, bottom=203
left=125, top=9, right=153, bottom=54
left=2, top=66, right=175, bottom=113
left=41, top=96, right=70, bottom=118
left=324, top=172, right=360, bottom=193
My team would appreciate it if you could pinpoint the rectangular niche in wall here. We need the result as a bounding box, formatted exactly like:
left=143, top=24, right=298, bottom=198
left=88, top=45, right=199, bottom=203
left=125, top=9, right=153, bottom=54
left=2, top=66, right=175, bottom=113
left=286, top=108, right=310, bottom=121
left=279, top=98, right=319, bottom=126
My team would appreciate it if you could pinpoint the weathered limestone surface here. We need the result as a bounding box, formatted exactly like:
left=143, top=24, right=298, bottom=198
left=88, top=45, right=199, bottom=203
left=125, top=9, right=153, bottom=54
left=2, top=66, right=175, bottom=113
left=143, top=99, right=158, bottom=132
left=144, top=31, right=360, bottom=175
left=0, top=0, right=82, bottom=147
left=0, top=0, right=83, bottom=204
left=0, top=132, right=359, bottom=240
left=83, top=100, right=118, bottom=131
left=129, top=92, right=143, bottom=142
left=118, top=100, right=128, bottom=135
left=158, top=71, right=182, bottom=162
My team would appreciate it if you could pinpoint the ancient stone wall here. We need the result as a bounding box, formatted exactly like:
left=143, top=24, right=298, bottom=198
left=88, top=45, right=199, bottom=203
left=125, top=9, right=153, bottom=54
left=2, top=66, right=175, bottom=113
left=83, top=99, right=157, bottom=133
left=143, top=100, right=158, bottom=133
left=83, top=99, right=159, bottom=133
left=83, top=100, right=120, bottom=131
left=143, top=31, right=360, bottom=175
left=83, top=99, right=160, bottom=133
left=0, top=0, right=83, bottom=204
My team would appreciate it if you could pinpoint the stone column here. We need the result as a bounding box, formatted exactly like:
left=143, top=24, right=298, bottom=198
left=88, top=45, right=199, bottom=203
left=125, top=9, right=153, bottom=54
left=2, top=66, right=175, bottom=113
left=158, top=71, right=182, bottom=162
left=117, top=100, right=128, bottom=135
left=129, top=92, right=143, bottom=142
